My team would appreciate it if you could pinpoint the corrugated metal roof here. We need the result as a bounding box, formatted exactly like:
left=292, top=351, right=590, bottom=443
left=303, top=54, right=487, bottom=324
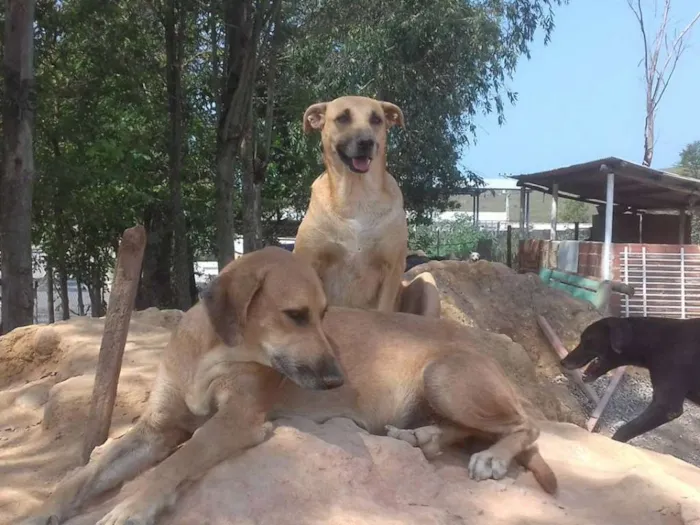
left=509, top=157, right=700, bottom=211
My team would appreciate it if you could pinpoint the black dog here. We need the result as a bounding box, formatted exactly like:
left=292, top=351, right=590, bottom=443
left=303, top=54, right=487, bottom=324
left=561, top=316, right=700, bottom=443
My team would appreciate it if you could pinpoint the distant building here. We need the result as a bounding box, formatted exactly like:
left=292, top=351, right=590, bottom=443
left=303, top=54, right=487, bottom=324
left=441, top=177, right=594, bottom=232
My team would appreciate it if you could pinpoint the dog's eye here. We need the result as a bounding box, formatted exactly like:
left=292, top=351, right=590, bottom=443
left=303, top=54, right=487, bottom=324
left=370, top=113, right=382, bottom=126
left=335, top=112, right=351, bottom=124
left=284, top=308, right=309, bottom=326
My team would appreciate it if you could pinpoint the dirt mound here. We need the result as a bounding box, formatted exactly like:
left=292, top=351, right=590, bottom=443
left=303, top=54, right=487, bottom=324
left=0, top=325, right=62, bottom=390
left=37, top=417, right=700, bottom=525
left=0, top=309, right=181, bottom=391
left=4, top=312, right=700, bottom=525
left=132, top=307, right=184, bottom=331
left=0, top=315, right=170, bottom=523
left=406, top=260, right=602, bottom=425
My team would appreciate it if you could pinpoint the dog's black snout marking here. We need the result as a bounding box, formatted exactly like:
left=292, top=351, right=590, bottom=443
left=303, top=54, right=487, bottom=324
left=320, top=356, right=344, bottom=389
left=356, top=137, right=375, bottom=155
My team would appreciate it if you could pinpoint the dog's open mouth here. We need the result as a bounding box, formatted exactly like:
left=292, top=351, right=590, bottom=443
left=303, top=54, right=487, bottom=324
left=582, top=357, right=602, bottom=383
left=338, top=150, right=372, bottom=174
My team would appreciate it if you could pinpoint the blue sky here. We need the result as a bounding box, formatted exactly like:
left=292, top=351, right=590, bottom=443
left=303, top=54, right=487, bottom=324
left=461, top=1, right=700, bottom=180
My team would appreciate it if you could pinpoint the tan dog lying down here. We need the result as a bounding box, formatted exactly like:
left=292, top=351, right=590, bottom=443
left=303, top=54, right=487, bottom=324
left=19, top=247, right=556, bottom=525
left=295, top=95, right=440, bottom=317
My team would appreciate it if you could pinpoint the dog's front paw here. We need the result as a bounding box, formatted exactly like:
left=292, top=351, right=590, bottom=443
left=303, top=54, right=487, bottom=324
left=97, top=494, right=169, bottom=525
left=385, top=425, right=443, bottom=459
left=467, top=449, right=509, bottom=481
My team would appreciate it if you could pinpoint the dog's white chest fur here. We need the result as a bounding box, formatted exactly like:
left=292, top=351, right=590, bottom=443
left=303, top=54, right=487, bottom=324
left=340, top=217, right=375, bottom=253
left=316, top=210, right=405, bottom=309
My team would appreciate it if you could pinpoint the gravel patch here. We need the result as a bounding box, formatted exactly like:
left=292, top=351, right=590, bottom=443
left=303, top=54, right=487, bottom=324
left=561, top=368, right=700, bottom=467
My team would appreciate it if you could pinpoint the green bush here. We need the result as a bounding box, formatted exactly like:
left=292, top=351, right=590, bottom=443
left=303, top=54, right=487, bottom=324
left=408, top=217, right=493, bottom=257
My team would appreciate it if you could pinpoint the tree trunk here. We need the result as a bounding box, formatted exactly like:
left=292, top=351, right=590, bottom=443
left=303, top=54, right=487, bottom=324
left=215, top=143, right=237, bottom=268
left=137, top=204, right=174, bottom=309
left=1, top=0, right=37, bottom=334
left=88, top=267, right=104, bottom=318
left=89, top=285, right=101, bottom=318
left=46, top=259, right=55, bottom=323
left=58, top=265, right=69, bottom=320
left=210, top=0, right=220, bottom=123
left=76, top=275, right=85, bottom=316
left=243, top=4, right=283, bottom=253
left=164, top=0, right=192, bottom=310
left=215, top=0, right=265, bottom=269
left=187, top=244, right=198, bottom=305
left=643, top=97, right=654, bottom=167
left=241, top=108, right=262, bottom=253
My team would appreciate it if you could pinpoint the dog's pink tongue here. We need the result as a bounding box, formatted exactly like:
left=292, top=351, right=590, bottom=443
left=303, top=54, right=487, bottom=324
left=352, top=157, right=371, bottom=172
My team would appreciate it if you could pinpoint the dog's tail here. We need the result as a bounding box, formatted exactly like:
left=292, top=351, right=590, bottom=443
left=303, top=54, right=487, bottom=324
left=516, top=446, right=558, bottom=495
left=185, top=348, right=239, bottom=416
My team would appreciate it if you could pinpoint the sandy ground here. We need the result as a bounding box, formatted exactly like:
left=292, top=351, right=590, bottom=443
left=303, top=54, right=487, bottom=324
left=2, top=310, right=700, bottom=525
left=1, top=262, right=699, bottom=524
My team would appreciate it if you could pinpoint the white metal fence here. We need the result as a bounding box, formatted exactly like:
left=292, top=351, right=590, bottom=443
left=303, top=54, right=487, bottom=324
left=620, top=246, right=700, bottom=319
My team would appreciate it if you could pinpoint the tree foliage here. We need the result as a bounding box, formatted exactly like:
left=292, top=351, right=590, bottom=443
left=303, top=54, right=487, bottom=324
left=678, top=140, right=700, bottom=179
left=558, top=199, right=590, bottom=223
left=13, top=0, right=567, bottom=315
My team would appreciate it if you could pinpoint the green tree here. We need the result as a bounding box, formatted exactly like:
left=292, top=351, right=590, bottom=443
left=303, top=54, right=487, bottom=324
left=677, top=140, right=700, bottom=244
left=559, top=199, right=590, bottom=223
left=678, top=140, right=700, bottom=178
left=275, top=0, right=566, bottom=221
left=20, top=0, right=569, bottom=321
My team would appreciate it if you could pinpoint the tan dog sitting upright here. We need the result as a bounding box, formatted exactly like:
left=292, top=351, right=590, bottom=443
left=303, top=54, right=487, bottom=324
left=20, top=248, right=555, bottom=525
left=295, top=95, right=440, bottom=317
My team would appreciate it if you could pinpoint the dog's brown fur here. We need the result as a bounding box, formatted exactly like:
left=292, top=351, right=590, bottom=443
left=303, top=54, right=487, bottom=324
left=20, top=248, right=556, bottom=525
left=295, top=96, right=439, bottom=317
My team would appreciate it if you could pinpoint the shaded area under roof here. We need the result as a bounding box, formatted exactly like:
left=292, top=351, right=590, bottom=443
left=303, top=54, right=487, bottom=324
left=510, top=157, right=700, bottom=211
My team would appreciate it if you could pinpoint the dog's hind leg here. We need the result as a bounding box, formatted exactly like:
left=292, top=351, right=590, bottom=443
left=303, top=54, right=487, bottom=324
left=421, top=353, right=557, bottom=494
left=399, top=271, right=441, bottom=318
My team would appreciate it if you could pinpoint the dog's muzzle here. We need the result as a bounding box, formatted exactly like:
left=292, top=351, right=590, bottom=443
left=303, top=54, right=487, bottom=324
left=337, top=134, right=376, bottom=174
left=581, top=357, right=605, bottom=383
left=271, top=354, right=345, bottom=390
left=561, top=350, right=605, bottom=383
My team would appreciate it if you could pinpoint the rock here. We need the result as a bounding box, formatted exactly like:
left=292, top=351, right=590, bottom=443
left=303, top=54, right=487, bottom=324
left=42, top=375, right=94, bottom=431
left=0, top=325, right=62, bottom=389
left=13, top=382, right=51, bottom=410
left=62, top=417, right=700, bottom=525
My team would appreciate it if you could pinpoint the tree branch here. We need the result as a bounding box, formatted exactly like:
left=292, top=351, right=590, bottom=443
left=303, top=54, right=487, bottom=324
left=651, top=8, right=699, bottom=107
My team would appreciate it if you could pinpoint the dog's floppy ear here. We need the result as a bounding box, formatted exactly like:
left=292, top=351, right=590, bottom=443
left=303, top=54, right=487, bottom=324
left=201, top=264, right=266, bottom=346
left=303, top=102, right=327, bottom=134
left=380, top=101, right=405, bottom=129
left=607, top=317, right=631, bottom=354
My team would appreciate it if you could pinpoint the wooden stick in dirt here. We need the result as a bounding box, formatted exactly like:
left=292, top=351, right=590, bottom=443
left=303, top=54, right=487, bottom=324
left=536, top=315, right=600, bottom=405
left=586, top=366, right=626, bottom=432
left=81, top=225, right=146, bottom=464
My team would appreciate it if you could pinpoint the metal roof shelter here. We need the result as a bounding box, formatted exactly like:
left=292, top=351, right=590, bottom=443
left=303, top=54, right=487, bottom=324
left=510, top=157, right=700, bottom=280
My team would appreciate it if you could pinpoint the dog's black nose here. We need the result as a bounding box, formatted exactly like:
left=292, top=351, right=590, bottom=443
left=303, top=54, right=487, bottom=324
left=356, top=138, right=375, bottom=154
left=319, top=355, right=344, bottom=389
